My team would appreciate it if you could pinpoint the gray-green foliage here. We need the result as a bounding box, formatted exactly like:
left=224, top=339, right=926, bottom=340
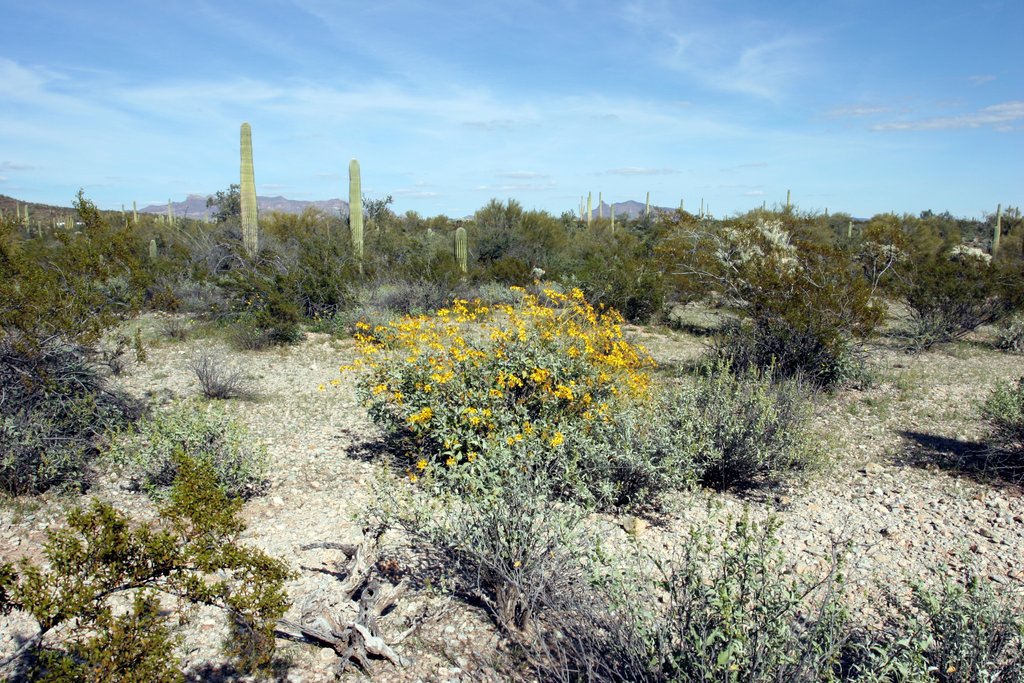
left=105, top=401, right=268, bottom=499
left=980, top=377, right=1024, bottom=479
left=676, top=362, right=819, bottom=490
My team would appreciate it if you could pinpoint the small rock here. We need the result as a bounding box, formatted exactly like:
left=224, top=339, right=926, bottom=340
left=623, top=516, right=649, bottom=536
left=861, top=463, right=884, bottom=476
left=977, top=527, right=995, bottom=540
left=318, top=647, right=338, bottom=664
left=271, top=496, right=285, bottom=508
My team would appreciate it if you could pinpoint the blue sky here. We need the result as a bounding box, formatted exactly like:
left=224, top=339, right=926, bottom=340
left=1, top=0, right=1020, bottom=219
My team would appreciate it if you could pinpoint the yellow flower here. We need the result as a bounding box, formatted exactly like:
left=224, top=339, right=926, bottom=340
left=446, top=456, right=457, bottom=467
left=408, top=406, right=433, bottom=425
left=552, top=384, right=575, bottom=401
left=416, top=458, right=428, bottom=470
left=317, top=384, right=326, bottom=392
left=529, top=367, right=550, bottom=383
left=407, top=472, right=418, bottom=483
left=550, top=431, right=564, bottom=447
left=467, top=452, right=477, bottom=462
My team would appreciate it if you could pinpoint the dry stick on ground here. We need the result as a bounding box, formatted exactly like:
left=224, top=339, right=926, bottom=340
left=276, top=526, right=433, bottom=675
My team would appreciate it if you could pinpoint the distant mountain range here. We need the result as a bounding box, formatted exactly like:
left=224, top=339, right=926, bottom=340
left=139, top=194, right=348, bottom=219
left=586, top=200, right=676, bottom=219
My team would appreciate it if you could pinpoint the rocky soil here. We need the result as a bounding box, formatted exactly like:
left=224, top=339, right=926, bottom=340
left=2, top=314, right=1022, bottom=681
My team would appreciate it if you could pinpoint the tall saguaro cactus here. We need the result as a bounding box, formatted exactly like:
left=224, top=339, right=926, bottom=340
left=610, top=204, right=616, bottom=234
left=645, top=192, right=650, bottom=219
left=587, top=192, right=592, bottom=227
left=455, top=226, right=468, bottom=274
left=133, top=201, right=138, bottom=225
left=167, top=200, right=174, bottom=226
left=240, top=123, right=259, bottom=257
left=349, top=159, right=364, bottom=274
left=786, top=189, right=792, bottom=211
left=993, top=204, right=1003, bottom=257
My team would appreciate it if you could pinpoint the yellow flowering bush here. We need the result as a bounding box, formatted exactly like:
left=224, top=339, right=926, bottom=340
left=345, top=287, right=654, bottom=497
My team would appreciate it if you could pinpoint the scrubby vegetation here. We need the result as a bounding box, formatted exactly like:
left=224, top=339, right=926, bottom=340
left=0, top=457, right=291, bottom=681
left=2, top=186, right=1023, bottom=679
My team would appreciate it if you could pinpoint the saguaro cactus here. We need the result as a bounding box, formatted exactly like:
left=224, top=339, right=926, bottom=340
left=610, top=204, right=616, bottom=234
left=645, top=192, right=650, bottom=219
left=149, top=239, right=158, bottom=259
left=349, top=159, right=364, bottom=273
left=167, top=200, right=174, bottom=226
left=455, top=226, right=468, bottom=274
left=993, top=204, right=1003, bottom=257
left=240, top=122, right=259, bottom=257
left=133, top=201, right=138, bottom=225
left=786, top=189, right=792, bottom=211
left=598, top=192, right=603, bottom=219
left=587, top=192, right=592, bottom=227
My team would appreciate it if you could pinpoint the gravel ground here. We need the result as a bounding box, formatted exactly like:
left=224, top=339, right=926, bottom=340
left=2, top=314, right=1022, bottom=681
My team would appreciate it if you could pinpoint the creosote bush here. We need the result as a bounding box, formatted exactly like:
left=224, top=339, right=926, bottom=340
left=897, top=252, right=1021, bottom=351
left=0, top=456, right=291, bottom=681
left=105, top=401, right=268, bottom=499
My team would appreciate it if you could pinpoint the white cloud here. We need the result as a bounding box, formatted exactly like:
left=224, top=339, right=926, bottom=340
left=872, top=101, right=1024, bottom=131
left=604, top=167, right=677, bottom=176
left=824, top=104, right=894, bottom=119
left=968, top=74, right=996, bottom=85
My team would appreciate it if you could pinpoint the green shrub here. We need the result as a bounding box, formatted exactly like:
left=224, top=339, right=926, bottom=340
left=525, top=513, right=854, bottom=682
left=346, top=289, right=657, bottom=507
left=0, top=337, right=142, bottom=495
left=378, top=469, right=588, bottom=633
left=865, top=571, right=1024, bottom=682
left=980, top=377, right=1024, bottom=479
left=105, top=402, right=268, bottom=499
left=0, top=456, right=291, bottom=680
left=996, top=314, right=1024, bottom=353
left=676, top=219, right=882, bottom=387
left=676, top=362, right=820, bottom=490
left=897, top=251, right=1021, bottom=351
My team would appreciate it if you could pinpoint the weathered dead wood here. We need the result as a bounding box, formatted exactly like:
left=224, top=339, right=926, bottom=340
left=276, top=526, right=424, bottom=676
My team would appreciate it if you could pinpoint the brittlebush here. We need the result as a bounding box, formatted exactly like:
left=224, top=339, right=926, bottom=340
left=342, top=288, right=654, bottom=495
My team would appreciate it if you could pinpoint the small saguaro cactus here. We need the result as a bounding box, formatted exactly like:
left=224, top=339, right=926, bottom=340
left=993, top=204, right=1003, bottom=257
left=786, top=189, right=792, bottom=211
left=149, top=238, right=158, bottom=259
left=598, top=192, right=603, bottom=219
left=645, top=191, right=650, bottom=219
left=587, top=192, right=592, bottom=227
left=349, top=159, right=364, bottom=274
left=455, top=226, right=468, bottom=274
left=133, top=200, right=138, bottom=225
left=167, top=200, right=174, bottom=226
left=610, top=204, right=616, bottom=234
left=847, top=220, right=853, bottom=240
left=240, top=122, right=259, bottom=257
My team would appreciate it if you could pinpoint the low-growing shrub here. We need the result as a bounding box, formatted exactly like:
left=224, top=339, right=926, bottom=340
left=345, top=288, right=656, bottom=506
left=0, top=336, right=142, bottom=495
left=681, top=362, right=820, bottom=490
left=189, top=348, right=254, bottom=399
left=980, top=377, right=1024, bottom=480
left=0, top=456, right=291, bottom=680
left=996, top=314, right=1024, bottom=353
left=105, top=401, right=268, bottom=499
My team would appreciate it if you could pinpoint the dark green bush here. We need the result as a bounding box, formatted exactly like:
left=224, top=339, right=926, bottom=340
left=0, top=336, right=142, bottom=495
left=897, top=251, right=1022, bottom=351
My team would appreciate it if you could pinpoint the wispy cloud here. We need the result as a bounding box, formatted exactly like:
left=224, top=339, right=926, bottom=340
left=496, top=171, right=549, bottom=180
left=968, top=74, right=996, bottom=85
left=604, top=167, right=677, bottom=176
left=475, top=182, right=557, bottom=192
left=1, top=161, right=36, bottom=171
left=824, top=104, right=894, bottom=119
left=872, top=101, right=1024, bottom=131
